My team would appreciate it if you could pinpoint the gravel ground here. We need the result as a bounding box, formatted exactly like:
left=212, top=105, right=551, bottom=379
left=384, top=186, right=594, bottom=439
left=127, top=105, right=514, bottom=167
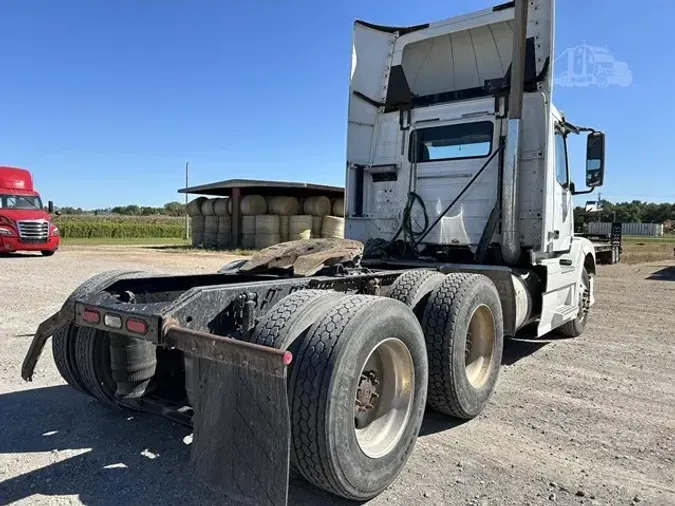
left=1, top=245, right=674, bottom=506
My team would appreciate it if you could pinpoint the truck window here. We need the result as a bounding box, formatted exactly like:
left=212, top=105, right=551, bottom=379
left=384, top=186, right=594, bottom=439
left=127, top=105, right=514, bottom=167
left=0, top=195, right=43, bottom=210
left=409, top=121, right=493, bottom=162
left=554, top=131, right=568, bottom=187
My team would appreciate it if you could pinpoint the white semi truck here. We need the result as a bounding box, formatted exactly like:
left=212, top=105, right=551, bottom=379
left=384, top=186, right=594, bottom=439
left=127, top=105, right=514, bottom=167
left=21, top=1, right=606, bottom=505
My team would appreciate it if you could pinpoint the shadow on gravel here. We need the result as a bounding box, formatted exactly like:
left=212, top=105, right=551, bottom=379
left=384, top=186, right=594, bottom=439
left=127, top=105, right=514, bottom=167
left=502, top=337, right=550, bottom=366
left=0, top=252, right=41, bottom=259
left=0, top=385, right=350, bottom=506
left=647, top=266, right=675, bottom=281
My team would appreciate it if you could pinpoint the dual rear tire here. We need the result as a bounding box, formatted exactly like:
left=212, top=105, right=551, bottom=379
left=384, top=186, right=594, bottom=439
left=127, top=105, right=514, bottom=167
left=250, top=270, right=503, bottom=500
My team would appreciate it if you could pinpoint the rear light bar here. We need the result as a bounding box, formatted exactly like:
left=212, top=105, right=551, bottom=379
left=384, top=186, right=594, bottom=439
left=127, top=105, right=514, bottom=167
left=81, top=308, right=149, bottom=336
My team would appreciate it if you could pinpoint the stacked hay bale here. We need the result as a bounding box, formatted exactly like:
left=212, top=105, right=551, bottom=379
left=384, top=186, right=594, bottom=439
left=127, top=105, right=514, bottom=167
left=202, top=199, right=219, bottom=248
left=302, top=196, right=332, bottom=239
left=332, top=198, right=344, bottom=217
left=289, top=215, right=313, bottom=240
left=213, top=198, right=231, bottom=249
left=234, top=195, right=268, bottom=249
left=321, top=215, right=345, bottom=238
left=187, top=197, right=207, bottom=247
left=255, top=215, right=281, bottom=249
left=241, top=216, right=256, bottom=249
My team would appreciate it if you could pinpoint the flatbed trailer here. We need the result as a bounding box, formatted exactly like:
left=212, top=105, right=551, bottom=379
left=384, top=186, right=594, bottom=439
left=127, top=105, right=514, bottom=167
left=577, top=222, right=622, bottom=264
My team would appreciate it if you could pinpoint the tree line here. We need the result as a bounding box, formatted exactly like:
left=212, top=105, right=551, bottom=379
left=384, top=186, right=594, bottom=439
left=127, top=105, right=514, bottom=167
left=56, top=202, right=186, bottom=217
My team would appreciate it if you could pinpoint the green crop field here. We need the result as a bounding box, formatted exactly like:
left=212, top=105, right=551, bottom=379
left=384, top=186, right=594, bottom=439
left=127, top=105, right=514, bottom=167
left=55, top=215, right=184, bottom=239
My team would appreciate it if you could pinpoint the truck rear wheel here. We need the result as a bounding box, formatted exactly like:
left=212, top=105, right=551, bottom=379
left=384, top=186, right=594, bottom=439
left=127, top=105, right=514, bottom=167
left=388, top=270, right=445, bottom=318
left=74, top=328, right=120, bottom=407
left=290, top=295, right=428, bottom=500
left=421, top=273, right=504, bottom=419
left=52, top=325, right=89, bottom=394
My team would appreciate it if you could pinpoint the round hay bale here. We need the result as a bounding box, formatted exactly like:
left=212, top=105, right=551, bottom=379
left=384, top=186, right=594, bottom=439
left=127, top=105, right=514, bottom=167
left=187, top=197, right=207, bottom=217
left=321, top=216, right=344, bottom=238
left=268, top=196, right=300, bottom=216
left=201, top=199, right=217, bottom=216
left=255, top=215, right=281, bottom=235
left=204, top=216, right=219, bottom=234
left=203, top=232, right=218, bottom=249
left=332, top=198, right=345, bottom=217
left=279, top=216, right=290, bottom=242
left=191, top=216, right=206, bottom=233
left=241, top=234, right=256, bottom=249
left=242, top=215, right=256, bottom=235
left=192, top=231, right=204, bottom=247
left=213, top=198, right=230, bottom=216
left=217, top=217, right=231, bottom=235
left=216, top=232, right=231, bottom=249
left=241, top=195, right=268, bottom=215
left=255, top=234, right=281, bottom=250
left=303, top=196, right=332, bottom=216
left=289, top=215, right=313, bottom=240
left=311, top=216, right=323, bottom=238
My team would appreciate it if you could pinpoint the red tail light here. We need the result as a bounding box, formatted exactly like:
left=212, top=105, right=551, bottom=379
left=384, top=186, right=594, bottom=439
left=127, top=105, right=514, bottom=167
left=126, top=318, right=147, bottom=335
left=82, top=309, right=101, bottom=324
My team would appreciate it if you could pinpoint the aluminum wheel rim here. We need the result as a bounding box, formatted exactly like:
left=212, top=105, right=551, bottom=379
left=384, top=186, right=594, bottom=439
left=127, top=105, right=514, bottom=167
left=464, top=305, right=496, bottom=388
left=354, top=338, right=414, bottom=459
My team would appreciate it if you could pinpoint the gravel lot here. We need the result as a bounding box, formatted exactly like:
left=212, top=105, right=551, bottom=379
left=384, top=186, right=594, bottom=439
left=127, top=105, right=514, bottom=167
left=1, top=245, right=674, bottom=506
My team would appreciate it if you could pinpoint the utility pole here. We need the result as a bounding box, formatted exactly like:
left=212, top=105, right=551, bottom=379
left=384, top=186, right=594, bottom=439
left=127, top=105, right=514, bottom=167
left=184, top=161, right=190, bottom=240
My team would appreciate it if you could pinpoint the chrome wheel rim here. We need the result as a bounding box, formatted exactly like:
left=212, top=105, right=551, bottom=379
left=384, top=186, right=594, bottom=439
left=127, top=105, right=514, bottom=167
left=354, top=338, right=414, bottom=458
left=464, top=305, right=496, bottom=388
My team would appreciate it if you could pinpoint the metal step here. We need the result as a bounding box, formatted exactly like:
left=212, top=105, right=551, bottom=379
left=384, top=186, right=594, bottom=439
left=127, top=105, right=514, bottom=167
left=554, top=304, right=578, bottom=320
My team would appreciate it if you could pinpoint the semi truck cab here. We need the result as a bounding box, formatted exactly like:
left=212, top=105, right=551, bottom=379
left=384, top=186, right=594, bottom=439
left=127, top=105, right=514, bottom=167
left=0, top=166, right=60, bottom=256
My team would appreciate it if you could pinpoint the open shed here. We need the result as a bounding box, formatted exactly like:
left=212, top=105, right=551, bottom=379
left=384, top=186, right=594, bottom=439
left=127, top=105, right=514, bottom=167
left=179, top=179, right=344, bottom=248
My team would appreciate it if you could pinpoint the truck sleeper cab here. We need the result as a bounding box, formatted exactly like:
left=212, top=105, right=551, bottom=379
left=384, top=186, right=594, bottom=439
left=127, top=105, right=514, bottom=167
left=21, top=1, right=607, bottom=505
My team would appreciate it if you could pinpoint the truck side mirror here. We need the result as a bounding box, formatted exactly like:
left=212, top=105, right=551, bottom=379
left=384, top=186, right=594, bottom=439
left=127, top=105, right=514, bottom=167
left=48, top=201, right=54, bottom=214
left=585, top=131, right=605, bottom=188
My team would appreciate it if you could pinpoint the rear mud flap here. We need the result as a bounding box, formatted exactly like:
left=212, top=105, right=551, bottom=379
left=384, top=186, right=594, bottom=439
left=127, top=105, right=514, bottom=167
left=165, top=326, right=291, bottom=506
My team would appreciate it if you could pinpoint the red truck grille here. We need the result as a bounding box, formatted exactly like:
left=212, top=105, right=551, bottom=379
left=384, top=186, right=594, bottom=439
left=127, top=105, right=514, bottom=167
left=17, top=220, right=49, bottom=243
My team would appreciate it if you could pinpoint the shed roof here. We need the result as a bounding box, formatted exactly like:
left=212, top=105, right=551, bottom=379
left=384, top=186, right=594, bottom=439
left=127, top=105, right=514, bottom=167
left=178, top=179, right=344, bottom=198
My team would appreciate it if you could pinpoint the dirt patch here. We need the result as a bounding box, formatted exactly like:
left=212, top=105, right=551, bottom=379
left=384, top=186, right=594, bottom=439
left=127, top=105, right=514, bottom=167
left=1, top=246, right=674, bottom=505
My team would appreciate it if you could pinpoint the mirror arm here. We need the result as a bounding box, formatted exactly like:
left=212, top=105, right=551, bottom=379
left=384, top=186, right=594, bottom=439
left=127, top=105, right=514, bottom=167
left=572, top=187, right=596, bottom=196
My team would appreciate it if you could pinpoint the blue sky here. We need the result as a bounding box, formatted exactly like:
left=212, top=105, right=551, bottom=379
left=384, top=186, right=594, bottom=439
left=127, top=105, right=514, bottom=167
left=0, top=0, right=671, bottom=208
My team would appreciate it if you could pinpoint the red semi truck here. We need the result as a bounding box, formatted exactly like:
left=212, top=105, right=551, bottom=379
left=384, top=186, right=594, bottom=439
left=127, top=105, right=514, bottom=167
left=0, top=166, right=59, bottom=256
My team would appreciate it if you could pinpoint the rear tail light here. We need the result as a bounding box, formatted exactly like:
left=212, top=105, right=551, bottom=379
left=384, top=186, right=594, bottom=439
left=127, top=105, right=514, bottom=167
left=126, top=318, right=147, bottom=335
left=82, top=309, right=101, bottom=324
left=103, top=313, right=123, bottom=329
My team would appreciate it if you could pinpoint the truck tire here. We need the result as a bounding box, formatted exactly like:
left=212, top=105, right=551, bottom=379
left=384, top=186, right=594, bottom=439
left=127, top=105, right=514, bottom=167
left=249, top=289, right=344, bottom=354
left=52, top=270, right=153, bottom=397
left=41, top=250, right=55, bottom=256
left=73, top=327, right=120, bottom=407
left=52, top=325, right=89, bottom=394
left=421, top=273, right=503, bottom=419
left=557, top=268, right=590, bottom=338
left=388, top=270, right=445, bottom=318
left=290, top=295, right=428, bottom=500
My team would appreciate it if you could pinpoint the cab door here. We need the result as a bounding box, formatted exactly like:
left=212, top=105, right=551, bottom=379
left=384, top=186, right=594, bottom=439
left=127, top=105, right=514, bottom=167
left=552, top=126, right=574, bottom=252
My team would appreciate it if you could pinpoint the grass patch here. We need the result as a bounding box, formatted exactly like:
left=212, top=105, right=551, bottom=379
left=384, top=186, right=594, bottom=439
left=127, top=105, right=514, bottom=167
left=621, top=236, right=675, bottom=264
left=150, top=245, right=255, bottom=256
left=62, top=237, right=189, bottom=246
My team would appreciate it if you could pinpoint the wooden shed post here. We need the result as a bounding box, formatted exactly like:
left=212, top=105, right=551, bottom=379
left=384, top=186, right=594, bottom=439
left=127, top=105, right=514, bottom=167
left=231, top=187, right=241, bottom=248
